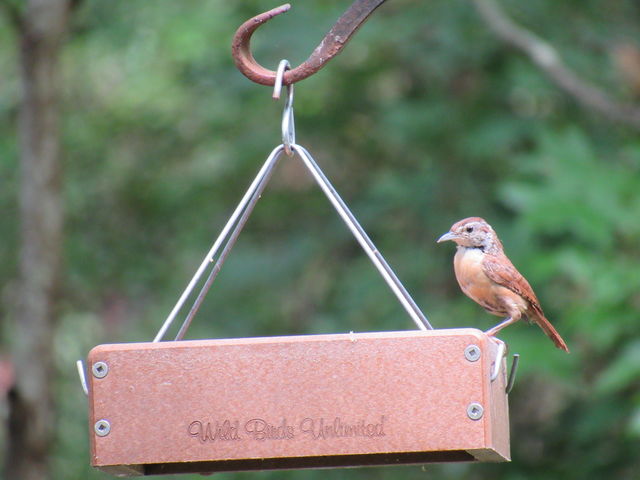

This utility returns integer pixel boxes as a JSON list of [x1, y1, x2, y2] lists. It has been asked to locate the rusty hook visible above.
[[231, 1, 389, 88]]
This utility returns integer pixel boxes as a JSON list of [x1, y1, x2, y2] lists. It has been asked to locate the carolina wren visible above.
[[438, 217, 569, 352]]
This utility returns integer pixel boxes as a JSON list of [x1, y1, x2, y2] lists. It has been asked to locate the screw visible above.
[[467, 402, 484, 420], [92, 361, 108, 379], [94, 419, 111, 437], [464, 344, 481, 362]]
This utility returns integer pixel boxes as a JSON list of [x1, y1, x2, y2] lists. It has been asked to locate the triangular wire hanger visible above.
[[153, 60, 432, 342]]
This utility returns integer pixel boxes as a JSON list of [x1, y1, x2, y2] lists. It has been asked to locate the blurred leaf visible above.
[[595, 341, 640, 395]]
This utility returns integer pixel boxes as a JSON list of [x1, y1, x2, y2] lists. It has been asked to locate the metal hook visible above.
[[506, 353, 520, 394], [274, 60, 296, 154], [76, 360, 89, 396], [488, 340, 520, 393], [232, 1, 389, 87], [490, 341, 506, 381]]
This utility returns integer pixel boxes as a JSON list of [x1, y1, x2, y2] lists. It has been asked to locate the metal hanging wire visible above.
[[152, 145, 285, 342], [153, 59, 432, 342]]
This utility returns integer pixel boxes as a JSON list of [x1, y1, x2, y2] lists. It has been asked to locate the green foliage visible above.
[[1, 0, 640, 478], [495, 127, 640, 478]]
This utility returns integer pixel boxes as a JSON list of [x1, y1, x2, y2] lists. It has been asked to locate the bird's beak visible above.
[[437, 231, 457, 243]]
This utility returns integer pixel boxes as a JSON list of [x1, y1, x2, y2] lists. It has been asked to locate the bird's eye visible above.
[[465, 226, 474, 233]]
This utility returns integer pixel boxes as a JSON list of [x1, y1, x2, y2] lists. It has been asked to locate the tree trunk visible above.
[[5, 1, 70, 479]]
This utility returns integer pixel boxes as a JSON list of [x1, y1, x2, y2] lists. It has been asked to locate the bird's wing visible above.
[[482, 252, 543, 315], [483, 252, 569, 353]]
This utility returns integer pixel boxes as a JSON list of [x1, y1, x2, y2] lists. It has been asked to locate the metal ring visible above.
[[273, 59, 291, 100]]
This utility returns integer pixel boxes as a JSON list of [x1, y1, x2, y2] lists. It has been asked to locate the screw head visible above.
[[92, 361, 108, 379], [94, 419, 111, 437], [464, 344, 481, 362], [467, 402, 484, 420]]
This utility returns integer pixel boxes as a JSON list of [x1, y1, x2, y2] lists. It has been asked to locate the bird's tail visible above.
[[535, 315, 570, 353]]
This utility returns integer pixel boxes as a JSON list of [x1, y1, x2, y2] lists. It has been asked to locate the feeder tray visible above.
[[88, 329, 509, 476]]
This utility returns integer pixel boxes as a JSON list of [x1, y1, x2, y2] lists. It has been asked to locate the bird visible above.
[[437, 217, 569, 352]]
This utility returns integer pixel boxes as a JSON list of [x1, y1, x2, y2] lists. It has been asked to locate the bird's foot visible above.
[[485, 316, 518, 337], [485, 326, 500, 336]]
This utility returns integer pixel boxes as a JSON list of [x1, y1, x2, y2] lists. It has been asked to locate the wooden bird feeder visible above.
[[82, 3, 517, 474], [80, 111, 516, 476], [87, 329, 510, 476]]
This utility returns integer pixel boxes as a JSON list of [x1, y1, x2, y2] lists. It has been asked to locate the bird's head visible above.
[[437, 217, 502, 252]]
